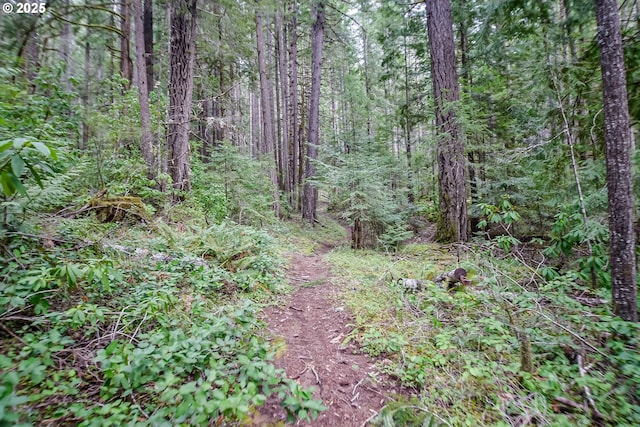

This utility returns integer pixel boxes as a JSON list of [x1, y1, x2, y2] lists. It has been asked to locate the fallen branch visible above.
[[577, 354, 605, 422]]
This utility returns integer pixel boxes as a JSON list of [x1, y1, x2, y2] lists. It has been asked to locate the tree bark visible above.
[[276, 9, 290, 195], [425, 0, 469, 243], [144, 0, 154, 93], [81, 41, 90, 151], [302, 0, 325, 224], [256, 2, 281, 216], [595, 0, 638, 322], [255, 5, 275, 156], [403, 31, 414, 204], [134, 0, 156, 179], [120, 0, 133, 89], [61, 0, 73, 92], [289, 0, 300, 206], [167, 0, 198, 199]]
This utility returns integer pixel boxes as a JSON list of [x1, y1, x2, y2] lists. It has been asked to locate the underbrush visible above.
[[0, 216, 324, 426], [327, 242, 640, 426], [273, 202, 349, 255]]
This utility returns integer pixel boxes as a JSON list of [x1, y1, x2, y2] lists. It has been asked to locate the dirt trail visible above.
[[256, 245, 402, 427]]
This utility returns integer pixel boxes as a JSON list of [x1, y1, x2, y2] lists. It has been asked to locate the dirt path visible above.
[[256, 245, 402, 426]]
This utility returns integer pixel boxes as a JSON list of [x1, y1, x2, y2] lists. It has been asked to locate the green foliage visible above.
[[372, 395, 445, 427], [91, 302, 324, 425], [194, 143, 277, 226], [544, 208, 610, 286], [378, 222, 414, 253], [179, 222, 286, 292], [0, 65, 78, 142], [0, 137, 57, 199], [476, 195, 522, 252], [316, 148, 411, 249], [327, 239, 640, 426], [477, 196, 521, 231], [0, 217, 323, 425]]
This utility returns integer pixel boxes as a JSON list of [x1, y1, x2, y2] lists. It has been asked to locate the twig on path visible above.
[[339, 396, 355, 408], [310, 365, 321, 385], [353, 377, 366, 395], [292, 366, 309, 380], [360, 409, 378, 427], [351, 392, 360, 402], [289, 305, 304, 312]]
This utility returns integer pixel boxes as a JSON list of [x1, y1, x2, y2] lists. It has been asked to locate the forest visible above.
[[1, 0, 639, 425]]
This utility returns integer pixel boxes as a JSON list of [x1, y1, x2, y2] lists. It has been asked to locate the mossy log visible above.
[[89, 196, 148, 223]]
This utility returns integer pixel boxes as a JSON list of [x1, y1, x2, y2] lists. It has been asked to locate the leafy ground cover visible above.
[[0, 215, 324, 426], [1, 205, 639, 427], [326, 239, 640, 426]]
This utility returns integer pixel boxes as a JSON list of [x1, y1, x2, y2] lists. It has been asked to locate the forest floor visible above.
[[254, 241, 406, 426]]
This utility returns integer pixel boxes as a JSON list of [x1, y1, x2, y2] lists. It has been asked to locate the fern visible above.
[[21, 158, 90, 212]]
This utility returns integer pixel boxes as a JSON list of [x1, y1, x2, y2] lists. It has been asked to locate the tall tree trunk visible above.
[[134, 0, 156, 179], [426, 0, 468, 242], [302, 0, 325, 224], [81, 42, 90, 150], [120, 0, 133, 89], [403, 31, 414, 204], [289, 0, 300, 206], [362, 28, 373, 139], [256, 2, 281, 216], [256, 6, 275, 155], [595, 0, 638, 322], [276, 9, 290, 195], [144, 0, 154, 93], [167, 0, 198, 199], [250, 89, 261, 156], [61, 0, 73, 91], [22, 30, 41, 87], [459, 9, 478, 206]]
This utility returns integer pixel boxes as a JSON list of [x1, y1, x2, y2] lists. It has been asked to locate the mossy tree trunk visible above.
[[425, 0, 469, 243]]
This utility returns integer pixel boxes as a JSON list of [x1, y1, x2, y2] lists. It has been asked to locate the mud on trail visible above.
[[256, 245, 404, 427]]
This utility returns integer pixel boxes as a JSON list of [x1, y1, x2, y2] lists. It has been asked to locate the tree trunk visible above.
[[61, 0, 73, 91], [425, 0, 469, 243], [276, 10, 290, 195], [22, 30, 41, 86], [134, 0, 156, 179], [120, 0, 133, 89], [250, 89, 261, 156], [81, 41, 90, 150], [302, 0, 325, 224], [595, 0, 638, 322], [256, 6, 275, 156], [403, 31, 414, 204], [144, 0, 154, 93], [289, 0, 300, 207], [459, 9, 478, 206], [256, 2, 281, 216], [167, 0, 198, 199]]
